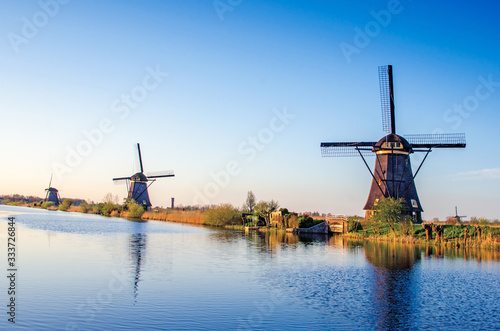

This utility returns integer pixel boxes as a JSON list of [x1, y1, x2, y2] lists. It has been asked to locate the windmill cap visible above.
[[131, 172, 148, 181], [373, 134, 413, 153]]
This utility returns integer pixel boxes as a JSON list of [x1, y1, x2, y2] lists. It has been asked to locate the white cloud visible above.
[[454, 168, 500, 180]]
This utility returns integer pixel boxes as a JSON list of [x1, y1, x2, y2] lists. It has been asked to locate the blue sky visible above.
[[1, 0, 499, 220]]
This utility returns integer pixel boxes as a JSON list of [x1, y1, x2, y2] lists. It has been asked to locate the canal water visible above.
[[1, 205, 500, 330]]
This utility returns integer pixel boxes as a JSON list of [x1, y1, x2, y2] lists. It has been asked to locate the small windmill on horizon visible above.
[[113, 143, 174, 209], [321, 65, 466, 222], [453, 206, 467, 223], [44, 174, 61, 206]]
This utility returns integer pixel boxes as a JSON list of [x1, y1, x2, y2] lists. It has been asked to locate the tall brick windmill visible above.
[[321, 65, 466, 222], [113, 143, 174, 208]]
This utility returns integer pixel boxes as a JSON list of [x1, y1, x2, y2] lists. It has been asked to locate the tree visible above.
[[253, 200, 280, 226], [242, 191, 256, 213], [371, 197, 406, 235], [103, 193, 119, 204]]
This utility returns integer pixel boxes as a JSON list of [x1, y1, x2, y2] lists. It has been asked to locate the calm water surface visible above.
[[1, 205, 500, 330]]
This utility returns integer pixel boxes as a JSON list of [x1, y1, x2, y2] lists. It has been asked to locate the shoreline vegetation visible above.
[[2, 193, 499, 251]]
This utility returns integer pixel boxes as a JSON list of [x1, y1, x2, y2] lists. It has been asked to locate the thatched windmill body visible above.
[[321, 65, 466, 222]]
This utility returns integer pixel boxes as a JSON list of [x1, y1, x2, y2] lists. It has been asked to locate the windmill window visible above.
[[411, 199, 418, 208], [382, 142, 403, 149]]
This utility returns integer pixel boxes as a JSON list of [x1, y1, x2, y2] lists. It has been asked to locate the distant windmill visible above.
[[44, 174, 61, 206], [454, 206, 467, 223], [113, 143, 174, 208], [321, 65, 466, 222]]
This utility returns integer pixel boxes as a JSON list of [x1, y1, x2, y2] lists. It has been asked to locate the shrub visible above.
[[204, 204, 241, 227], [110, 210, 121, 217], [287, 214, 299, 228], [370, 218, 383, 235], [399, 216, 414, 236], [80, 202, 89, 213], [41, 201, 55, 209], [99, 202, 122, 217], [445, 217, 458, 225], [58, 199, 73, 211], [478, 217, 490, 225], [127, 203, 145, 219], [299, 216, 323, 228], [348, 216, 363, 232]]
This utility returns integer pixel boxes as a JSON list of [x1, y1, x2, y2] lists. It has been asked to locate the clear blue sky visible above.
[[1, 0, 499, 220]]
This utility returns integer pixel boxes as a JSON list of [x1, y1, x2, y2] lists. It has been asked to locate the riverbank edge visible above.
[[3, 205, 500, 251]]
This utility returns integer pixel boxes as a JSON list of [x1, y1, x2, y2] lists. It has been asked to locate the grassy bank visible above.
[[345, 222, 500, 250]]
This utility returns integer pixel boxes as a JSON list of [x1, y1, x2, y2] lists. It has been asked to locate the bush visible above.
[[58, 199, 73, 211], [287, 214, 299, 228], [369, 218, 383, 235], [99, 202, 122, 217], [479, 217, 490, 225], [298, 216, 323, 228], [445, 217, 458, 225], [80, 202, 89, 213], [204, 204, 241, 227], [127, 203, 145, 219], [41, 201, 55, 209], [399, 216, 414, 236]]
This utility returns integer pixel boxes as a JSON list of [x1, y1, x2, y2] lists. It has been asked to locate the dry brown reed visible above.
[[142, 210, 204, 225]]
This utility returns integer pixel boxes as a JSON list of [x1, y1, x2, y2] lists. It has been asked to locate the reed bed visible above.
[[142, 210, 204, 225]]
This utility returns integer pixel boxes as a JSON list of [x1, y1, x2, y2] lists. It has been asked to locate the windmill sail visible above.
[[321, 142, 376, 157], [146, 170, 175, 179], [404, 133, 466, 148], [379, 65, 395, 134], [113, 176, 132, 182], [137, 143, 144, 173]]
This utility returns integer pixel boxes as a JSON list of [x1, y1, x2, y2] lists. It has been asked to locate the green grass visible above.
[[345, 222, 500, 250], [349, 223, 500, 239]]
